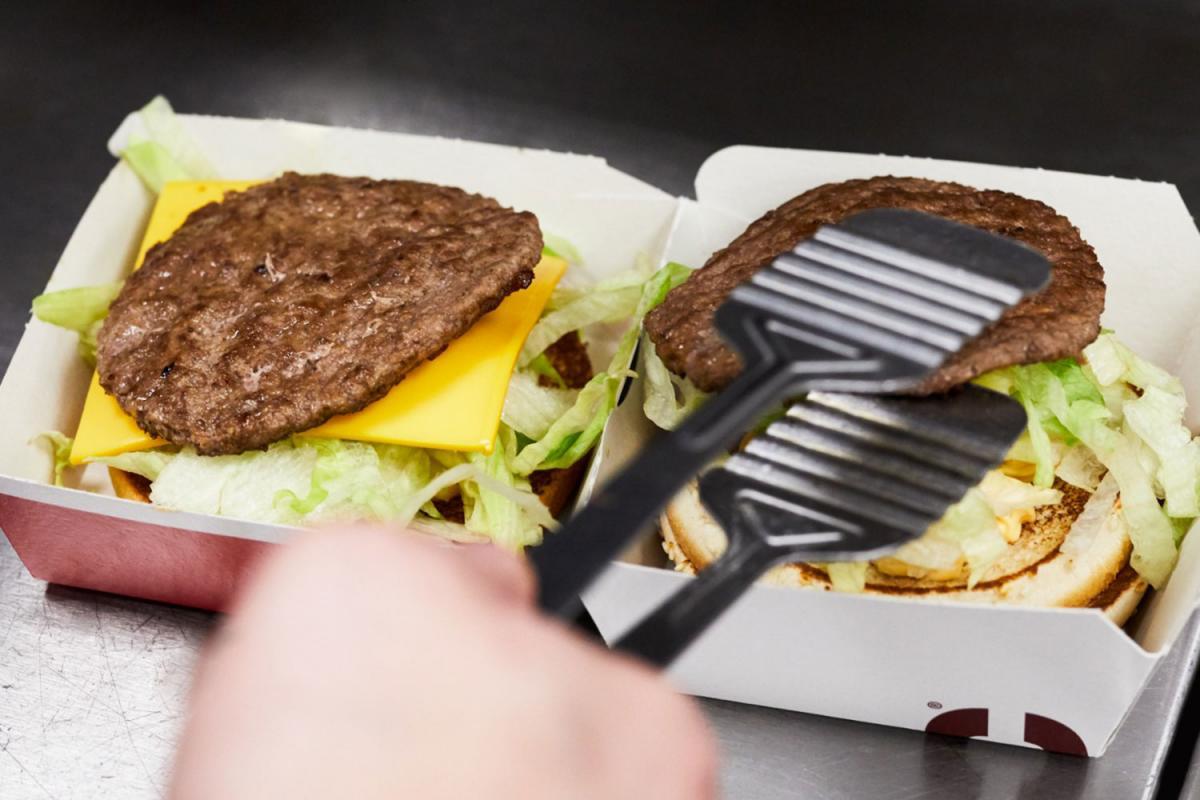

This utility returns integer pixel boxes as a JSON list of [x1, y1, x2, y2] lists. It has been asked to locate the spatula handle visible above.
[[530, 363, 792, 616], [611, 540, 781, 667]]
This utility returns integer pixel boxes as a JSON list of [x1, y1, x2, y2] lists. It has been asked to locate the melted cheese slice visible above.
[[69, 180, 564, 464]]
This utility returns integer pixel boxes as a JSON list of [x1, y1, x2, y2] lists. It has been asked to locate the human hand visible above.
[[169, 526, 717, 799]]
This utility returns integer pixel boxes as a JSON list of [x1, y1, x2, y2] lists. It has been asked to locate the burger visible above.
[[639, 176, 1200, 624], [33, 99, 684, 549]]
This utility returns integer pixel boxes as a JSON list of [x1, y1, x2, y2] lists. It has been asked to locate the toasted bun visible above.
[[109, 332, 595, 523], [110, 467, 152, 503], [661, 477, 1147, 626]]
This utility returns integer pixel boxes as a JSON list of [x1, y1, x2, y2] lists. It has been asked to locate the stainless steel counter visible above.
[[2, 532, 1197, 799]]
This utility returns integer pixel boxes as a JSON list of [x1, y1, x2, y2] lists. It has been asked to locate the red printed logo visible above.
[[924, 708, 1087, 756]]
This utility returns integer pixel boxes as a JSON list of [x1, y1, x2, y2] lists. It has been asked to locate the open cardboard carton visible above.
[[0, 112, 678, 608], [3, 114, 1200, 756], [581, 147, 1200, 757]]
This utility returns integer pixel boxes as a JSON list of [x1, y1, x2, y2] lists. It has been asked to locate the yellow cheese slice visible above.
[[70, 180, 564, 464]]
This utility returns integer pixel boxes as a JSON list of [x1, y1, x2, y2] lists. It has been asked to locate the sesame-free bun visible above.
[[661, 477, 1146, 626]]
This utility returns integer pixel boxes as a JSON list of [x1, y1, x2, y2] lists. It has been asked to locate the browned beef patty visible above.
[[98, 173, 542, 455], [644, 176, 1106, 394]]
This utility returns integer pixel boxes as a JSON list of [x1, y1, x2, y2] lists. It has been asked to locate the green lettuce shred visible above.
[[501, 371, 577, 440], [31, 282, 123, 366], [826, 562, 868, 592], [37, 432, 75, 486], [641, 333, 708, 430], [541, 233, 583, 265], [121, 96, 217, 192], [925, 489, 1006, 587], [101, 434, 554, 549], [465, 426, 551, 549], [519, 277, 645, 367], [972, 333, 1199, 588], [527, 353, 567, 388], [510, 261, 692, 474], [94, 449, 173, 481]]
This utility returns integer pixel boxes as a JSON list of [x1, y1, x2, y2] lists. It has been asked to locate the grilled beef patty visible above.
[[644, 176, 1106, 394], [98, 173, 542, 455]]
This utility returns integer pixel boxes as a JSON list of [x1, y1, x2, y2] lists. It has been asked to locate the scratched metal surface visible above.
[[0, 538, 211, 799], [2, 529, 1198, 799]]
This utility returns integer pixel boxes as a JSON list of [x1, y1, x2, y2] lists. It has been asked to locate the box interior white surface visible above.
[[581, 146, 1200, 754], [0, 112, 679, 542]]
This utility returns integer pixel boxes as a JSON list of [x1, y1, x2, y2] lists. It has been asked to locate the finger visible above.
[[523, 620, 719, 800], [320, 527, 536, 606], [581, 654, 719, 800], [453, 542, 536, 606], [257, 526, 535, 611], [655, 687, 719, 800]]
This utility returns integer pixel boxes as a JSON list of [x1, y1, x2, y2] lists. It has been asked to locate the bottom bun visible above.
[[110, 467, 153, 503], [661, 477, 1147, 626]]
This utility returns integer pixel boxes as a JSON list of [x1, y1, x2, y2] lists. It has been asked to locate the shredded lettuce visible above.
[[502, 371, 577, 439], [93, 449, 173, 482], [31, 282, 123, 366], [527, 353, 568, 388], [999, 359, 1106, 486], [519, 278, 644, 366], [1123, 387, 1200, 517], [511, 261, 692, 474], [101, 433, 554, 549], [133, 439, 440, 527], [121, 96, 217, 192], [36, 432, 75, 486], [835, 466, 1065, 589], [1084, 333, 1183, 395], [274, 437, 408, 519], [1055, 444, 1106, 492], [924, 489, 1008, 587], [883, 537, 964, 578], [641, 334, 708, 430], [145, 441, 314, 524], [541, 233, 583, 265], [978, 471, 1062, 518], [972, 333, 1199, 588], [121, 142, 198, 193], [826, 562, 868, 592], [510, 371, 622, 474], [465, 426, 553, 549]]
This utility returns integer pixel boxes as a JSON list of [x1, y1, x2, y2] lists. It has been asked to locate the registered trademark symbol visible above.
[[927, 701, 943, 709]]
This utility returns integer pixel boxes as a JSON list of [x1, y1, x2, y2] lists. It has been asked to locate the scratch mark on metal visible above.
[[95, 602, 159, 793], [1, 744, 59, 799]]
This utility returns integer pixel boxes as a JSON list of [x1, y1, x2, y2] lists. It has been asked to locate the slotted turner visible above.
[[613, 386, 1027, 666], [530, 208, 1050, 616]]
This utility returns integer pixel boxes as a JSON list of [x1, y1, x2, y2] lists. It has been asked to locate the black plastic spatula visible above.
[[613, 385, 1027, 666], [530, 208, 1049, 619]]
